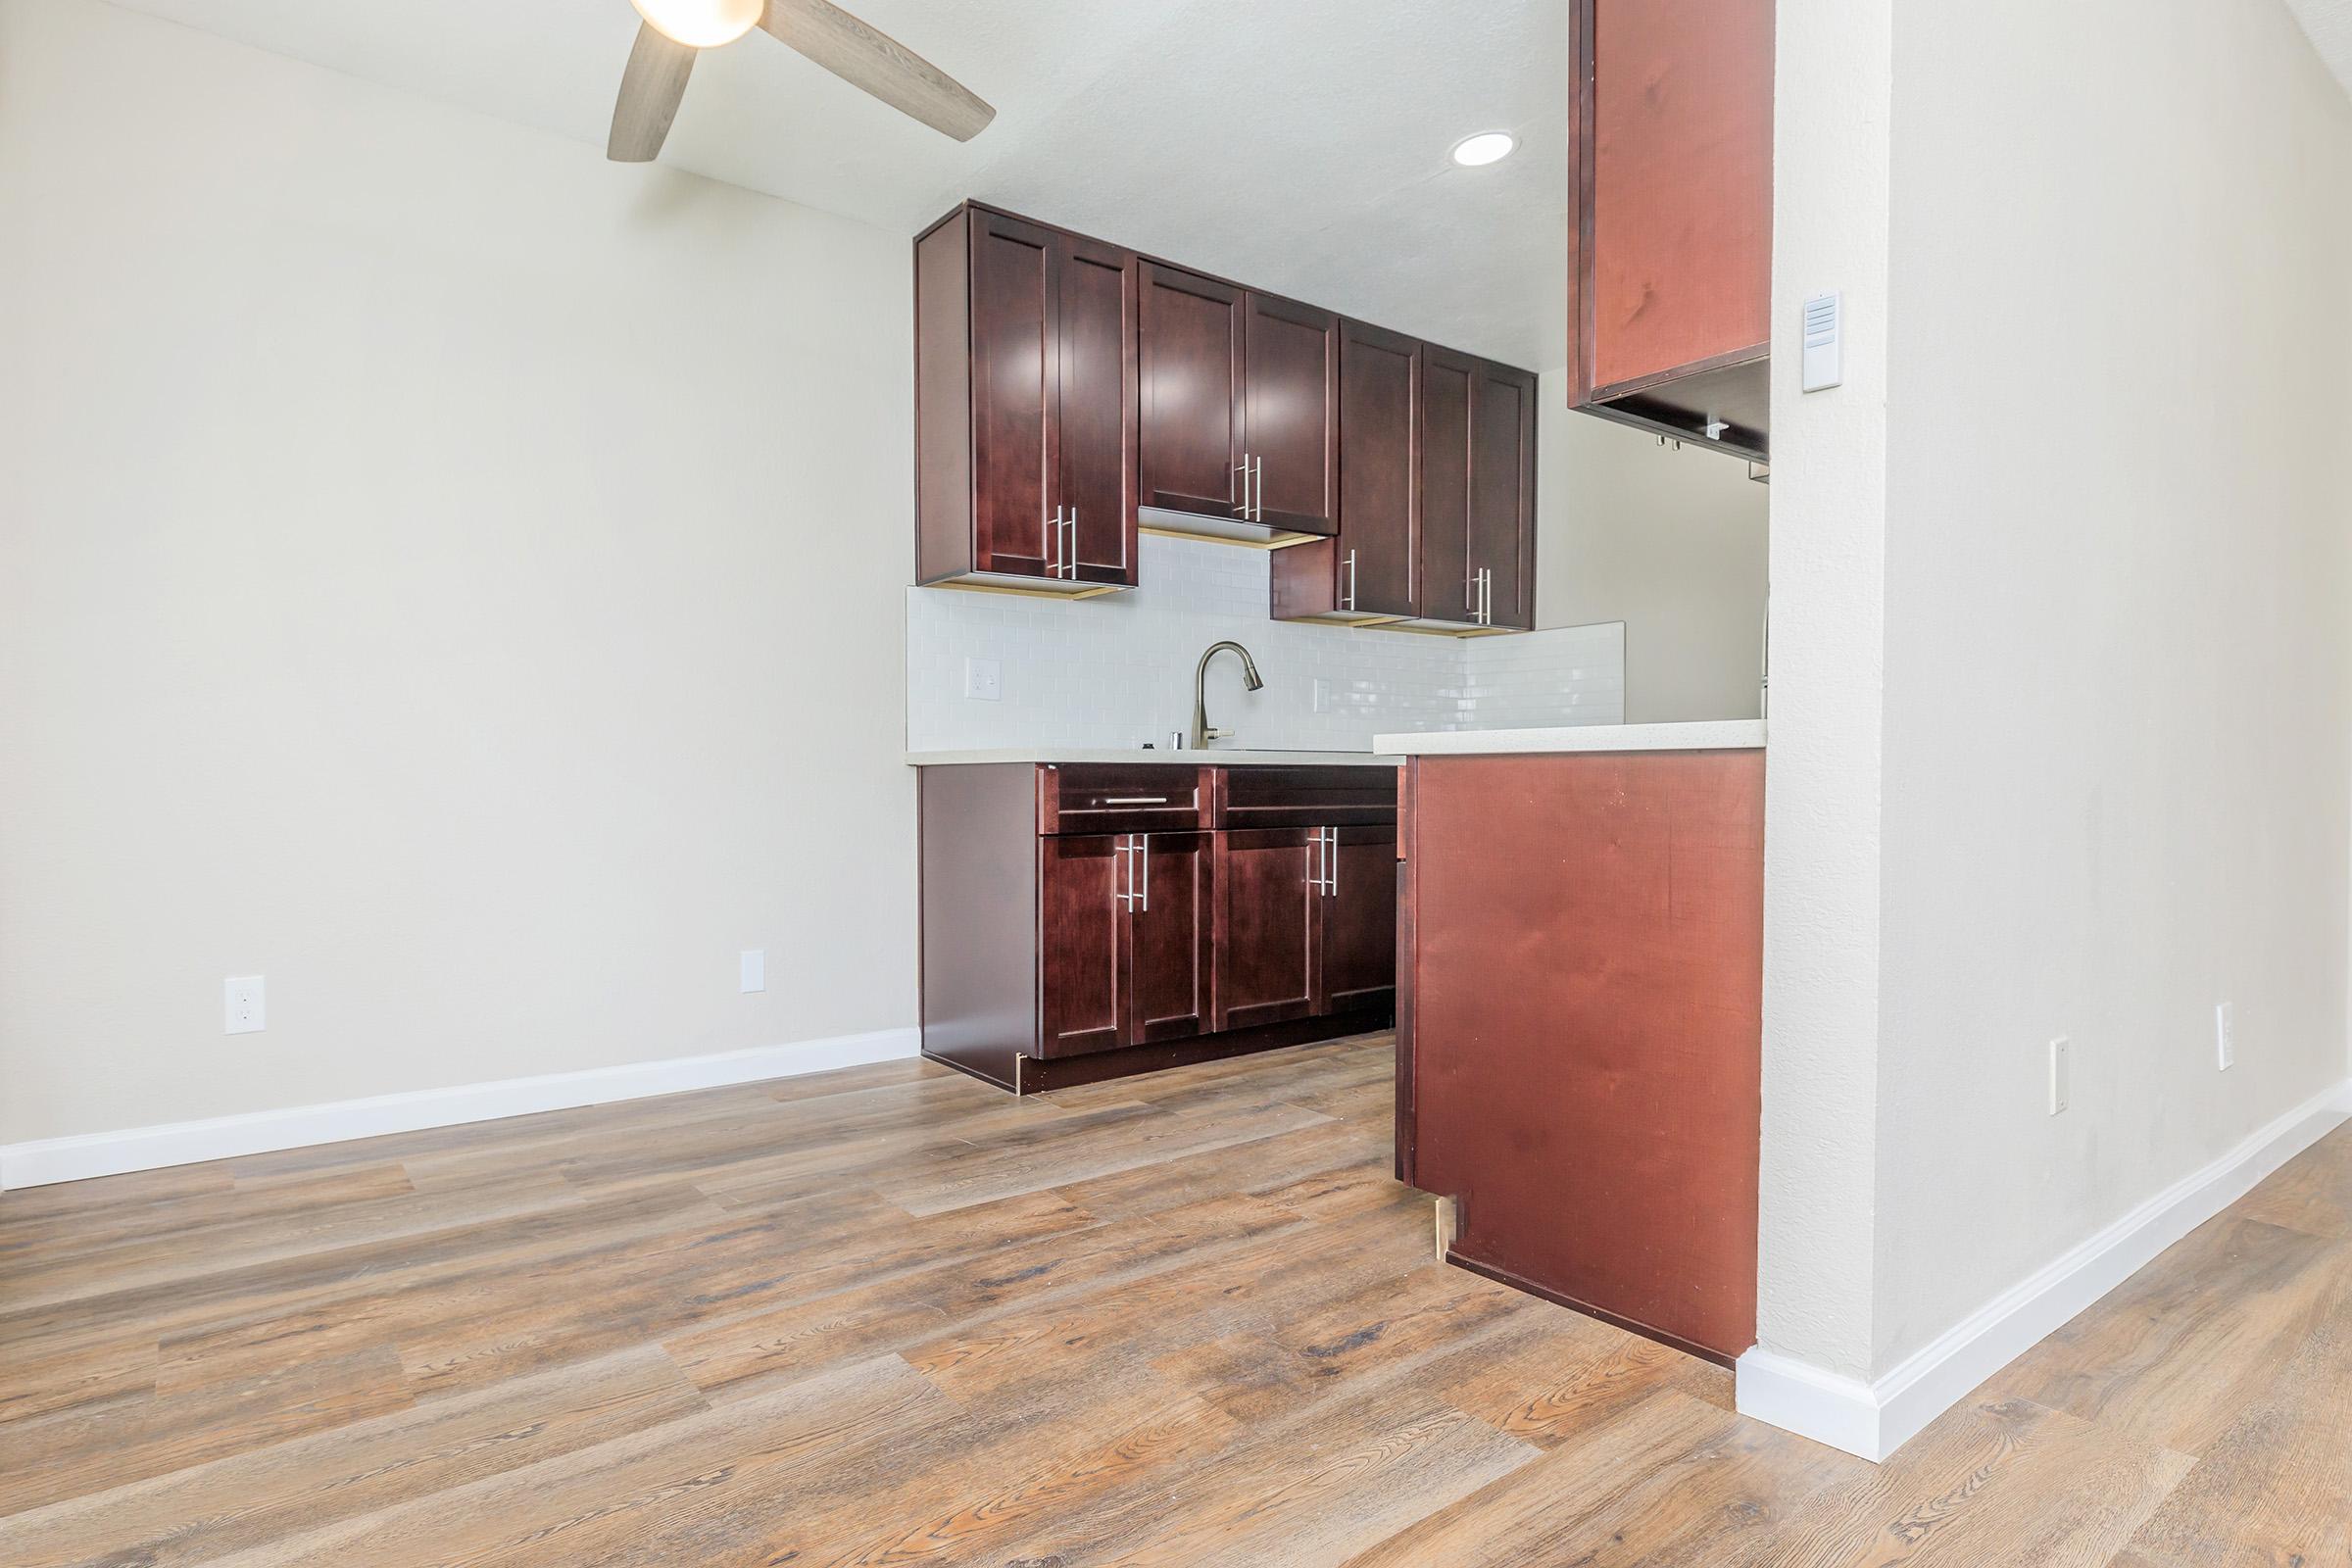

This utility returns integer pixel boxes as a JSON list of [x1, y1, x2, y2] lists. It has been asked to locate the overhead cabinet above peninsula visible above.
[[913, 201, 1536, 632], [1566, 0, 1774, 459]]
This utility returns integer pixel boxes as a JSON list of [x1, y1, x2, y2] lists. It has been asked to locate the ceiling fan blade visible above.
[[757, 0, 995, 142], [609, 22, 697, 163]]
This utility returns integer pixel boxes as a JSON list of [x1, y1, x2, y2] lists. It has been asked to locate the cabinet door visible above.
[[1583, 0, 1774, 394], [1213, 829, 1318, 1031], [968, 211, 1055, 579], [1468, 361, 1537, 631], [1337, 320, 1419, 616], [1317, 826, 1398, 1015], [1038, 834, 1125, 1057], [1054, 233, 1139, 585], [1244, 293, 1339, 536], [1128, 832, 1213, 1045], [1139, 263, 1245, 519], [1419, 347, 1477, 623]]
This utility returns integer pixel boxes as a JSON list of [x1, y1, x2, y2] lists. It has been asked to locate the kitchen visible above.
[[13, 0, 2352, 1554], [906, 0, 1772, 1365]]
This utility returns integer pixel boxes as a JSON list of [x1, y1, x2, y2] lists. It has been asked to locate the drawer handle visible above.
[[1101, 796, 1171, 806]]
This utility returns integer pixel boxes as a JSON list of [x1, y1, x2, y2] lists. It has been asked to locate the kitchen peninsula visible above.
[[1381, 720, 1766, 1363]]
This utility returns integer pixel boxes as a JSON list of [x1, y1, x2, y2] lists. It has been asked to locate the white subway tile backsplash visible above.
[[906, 534, 1622, 752]]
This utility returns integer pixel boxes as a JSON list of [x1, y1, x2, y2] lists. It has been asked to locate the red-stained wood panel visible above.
[[1582, 0, 1774, 395], [1403, 751, 1763, 1363]]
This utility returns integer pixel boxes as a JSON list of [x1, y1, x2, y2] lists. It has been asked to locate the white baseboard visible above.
[[0, 1026, 922, 1191], [1738, 1074, 2352, 1462]]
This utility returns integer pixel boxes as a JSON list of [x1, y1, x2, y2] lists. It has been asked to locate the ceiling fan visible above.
[[609, 0, 995, 163]]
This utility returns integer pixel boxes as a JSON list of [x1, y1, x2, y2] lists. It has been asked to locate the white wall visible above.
[[0, 0, 919, 1147], [1873, 0, 2352, 1366], [907, 534, 1625, 754], [1536, 380, 1770, 723], [1753, 0, 2352, 1445]]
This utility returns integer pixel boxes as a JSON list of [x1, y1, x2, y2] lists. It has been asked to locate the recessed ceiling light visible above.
[[1449, 131, 1517, 168]]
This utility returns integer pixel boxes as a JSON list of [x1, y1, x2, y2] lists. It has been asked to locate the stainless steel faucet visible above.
[[1189, 641, 1264, 750]]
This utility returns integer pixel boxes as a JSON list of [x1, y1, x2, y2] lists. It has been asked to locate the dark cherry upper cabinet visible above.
[[1138, 263, 1246, 524], [1273, 318, 1418, 626], [1241, 293, 1338, 537], [1140, 265, 1337, 546], [1468, 360, 1537, 632], [1568, 0, 1774, 459], [1406, 349, 1536, 633], [915, 204, 1139, 597]]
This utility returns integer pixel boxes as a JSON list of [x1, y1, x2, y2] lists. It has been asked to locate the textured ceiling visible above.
[[105, 0, 1569, 368], [2284, 0, 2352, 96]]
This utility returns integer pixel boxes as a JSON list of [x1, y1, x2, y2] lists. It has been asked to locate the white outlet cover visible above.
[[2048, 1036, 2070, 1115], [224, 975, 266, 1035], [963, 657, 1001, 702], [740, 950, 766, 994], [2216, 1002, 2234, 1070]]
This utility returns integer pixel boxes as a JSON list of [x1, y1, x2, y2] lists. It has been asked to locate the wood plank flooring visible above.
[[1, 1033, 2345, 1565]]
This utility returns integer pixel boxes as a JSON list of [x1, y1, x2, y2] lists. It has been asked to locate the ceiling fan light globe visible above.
[[629, 0, 761, 49]]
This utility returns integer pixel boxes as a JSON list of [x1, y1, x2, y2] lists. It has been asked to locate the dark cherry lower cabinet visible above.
[[922, 762, 1396, 1093]]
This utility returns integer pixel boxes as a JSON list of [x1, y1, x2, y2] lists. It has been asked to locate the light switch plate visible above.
[[963, 658, 1001, 703], [2048, 1036, 2070, 1115], [740, 950, 765, 994], [2216, 1002, 2234, 1070]]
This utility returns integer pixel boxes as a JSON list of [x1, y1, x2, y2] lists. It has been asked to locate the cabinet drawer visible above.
[[1214, 765, 1398, 830], [1038, 763, 1207, 836]]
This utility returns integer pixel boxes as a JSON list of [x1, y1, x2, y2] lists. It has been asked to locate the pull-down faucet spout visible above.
[[1189, 641, 1264, 750]]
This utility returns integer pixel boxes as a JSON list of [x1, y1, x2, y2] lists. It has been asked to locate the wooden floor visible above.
[[0, 1035, 2345, 1565]]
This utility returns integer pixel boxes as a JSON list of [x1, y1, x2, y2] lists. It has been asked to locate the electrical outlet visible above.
[[2048, 1036, 2070, 1115], [2216, 1002, 2234, 1070], [962, 658, 1001, 703], [224, 975, 266, 1035], [740, 950, 765, 994]]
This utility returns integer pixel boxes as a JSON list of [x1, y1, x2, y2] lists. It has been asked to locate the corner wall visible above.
[[0, 0, 920, 1151], [1873, 0, 2352, 1365], [1748, 0, 2352, 1459]]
